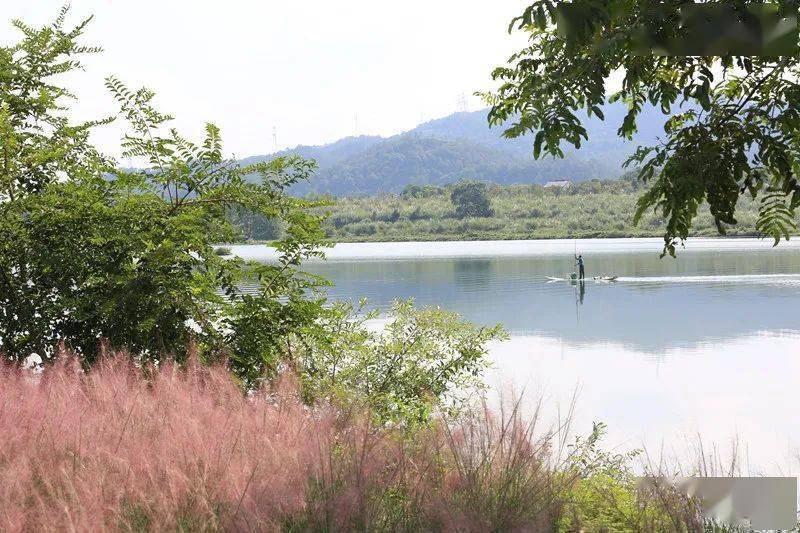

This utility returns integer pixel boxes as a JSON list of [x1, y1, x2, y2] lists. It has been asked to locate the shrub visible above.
[[401, 184, 443, 199], [350, 222, 378, 236], [331, 213, 362, 228], [408, 206, 428, 221], [301, 300, 507, 425]]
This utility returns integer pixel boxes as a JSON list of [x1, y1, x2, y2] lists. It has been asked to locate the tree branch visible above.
[[716, 58, 791, 124]]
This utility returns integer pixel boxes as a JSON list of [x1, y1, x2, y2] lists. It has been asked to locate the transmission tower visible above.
[[272, 126, 277, 151]]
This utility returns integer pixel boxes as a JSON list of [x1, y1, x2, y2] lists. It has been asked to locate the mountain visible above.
[[239, 135, 383, 170], [242, 102, 670, 196], [293, 135, 610, 196], [409, 104, 667, 168]]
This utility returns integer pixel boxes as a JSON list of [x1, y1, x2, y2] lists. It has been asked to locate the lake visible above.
[[230, 238, 800, 473]]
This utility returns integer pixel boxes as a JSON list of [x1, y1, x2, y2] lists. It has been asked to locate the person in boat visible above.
[[575, 254, 585, 280]]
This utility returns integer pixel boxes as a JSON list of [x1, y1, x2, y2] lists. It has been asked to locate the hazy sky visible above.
[[2, 1, 528, 159]]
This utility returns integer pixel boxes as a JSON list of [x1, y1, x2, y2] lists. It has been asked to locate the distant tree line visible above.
[[310, 175, 777, 243]]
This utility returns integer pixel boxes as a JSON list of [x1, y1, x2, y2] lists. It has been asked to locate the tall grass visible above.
[[0, 348, 709, 532]]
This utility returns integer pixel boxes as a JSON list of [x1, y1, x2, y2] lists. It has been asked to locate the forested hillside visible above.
[[290, 135, 610, 196], [240, 103, 669, 196]]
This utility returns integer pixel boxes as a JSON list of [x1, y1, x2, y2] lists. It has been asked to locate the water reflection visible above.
[[486, 332, 800, 474], [233, 239, 800, 470], [453, 259, 493, 288], [299, 248, 800, 352]]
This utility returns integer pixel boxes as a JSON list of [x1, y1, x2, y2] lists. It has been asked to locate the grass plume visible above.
[[0, 348, 722, 531]]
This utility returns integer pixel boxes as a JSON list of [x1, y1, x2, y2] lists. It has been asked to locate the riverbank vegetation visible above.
[[315, 177, 769, 243]]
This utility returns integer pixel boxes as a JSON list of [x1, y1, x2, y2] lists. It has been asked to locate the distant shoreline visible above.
[[225, 232, 780, 246], [234, 179, 790, 244], [222, 236, 800, 263]]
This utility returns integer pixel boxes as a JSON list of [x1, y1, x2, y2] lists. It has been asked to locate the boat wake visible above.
[[545, 273, 800, 285], [615, 273, 800, 285]]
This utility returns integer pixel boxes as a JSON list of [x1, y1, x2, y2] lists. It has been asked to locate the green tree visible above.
[[0, 7, 110, 202], [1, 8, 111, 359], [0, 12, 329, 388], [484, 0, 800, 255], [451, 180, 494, 218]]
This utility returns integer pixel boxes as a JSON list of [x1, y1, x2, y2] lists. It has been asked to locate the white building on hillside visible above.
[[543, 180, 572, 189]]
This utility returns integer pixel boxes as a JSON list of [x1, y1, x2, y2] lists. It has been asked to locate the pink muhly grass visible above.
[[0, 350, 330, 531], [0, 348, 624, 532]]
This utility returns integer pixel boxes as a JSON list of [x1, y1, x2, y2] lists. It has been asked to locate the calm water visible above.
[[231, 238, 800, 472]]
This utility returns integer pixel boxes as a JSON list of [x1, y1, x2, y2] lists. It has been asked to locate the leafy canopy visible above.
[[0, 6, 109, 201], [451, 179, 495, 218], [484, 0, 800, 255]]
